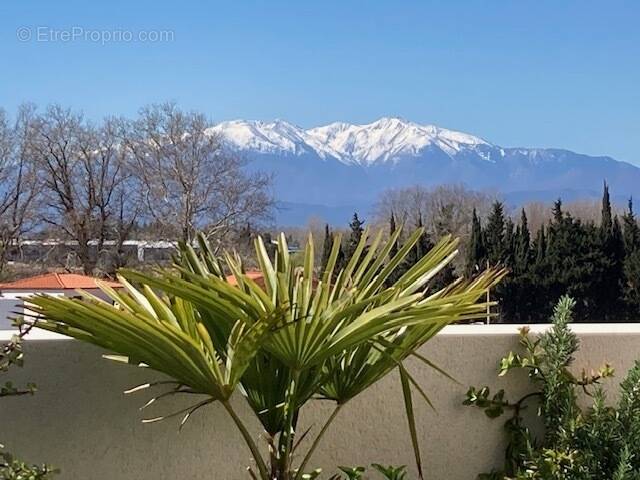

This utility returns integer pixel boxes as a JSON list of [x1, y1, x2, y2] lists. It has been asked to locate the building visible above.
[[0, 273, 122, 329]]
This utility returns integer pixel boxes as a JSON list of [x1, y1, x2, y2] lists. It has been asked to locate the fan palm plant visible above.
[[27, 227, 504, 480]]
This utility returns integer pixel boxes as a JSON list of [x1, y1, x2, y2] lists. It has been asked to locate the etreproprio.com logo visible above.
[[16, 26, 175, 44]]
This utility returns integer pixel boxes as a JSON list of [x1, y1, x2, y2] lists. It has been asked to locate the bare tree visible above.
[[375, 184, 497, 237], [0, 105, 40, 275], [30, 106, 139, 275], [374, 184, 497, 271], [522, 199, 625, 232], [124, 103, 273, 245]]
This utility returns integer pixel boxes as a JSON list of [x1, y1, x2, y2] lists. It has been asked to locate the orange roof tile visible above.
[[226, 271, 264, 286], [0, 273, 122, 290]]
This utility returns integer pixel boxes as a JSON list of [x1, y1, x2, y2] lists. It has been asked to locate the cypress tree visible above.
[[389, 212, 399, 259], [320, 224, 332, 273], [515, 209, 531, 274], [414, 213, 434, 262], [534, 226, 546, 267], [608, 216, 626, 316], [613, 216, 625, 259], [601, 181, 613, 237], [622, 199, 640, 315], [624, 249, 640, 314], [497, 214, 523, 323], [597, 183, 625, 320], [503, 217, 516, 268], [466, 208, 485, 276], [544, 200, 593, 319], [485, 201, 506, 266], [527, 225, 550, 322], [622, 198, 640, 254]]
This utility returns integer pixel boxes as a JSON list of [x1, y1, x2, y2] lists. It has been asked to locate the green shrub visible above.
[[0, 451, 57, 480], [465, 295, 640, 479], [329, 464, 407, 480]]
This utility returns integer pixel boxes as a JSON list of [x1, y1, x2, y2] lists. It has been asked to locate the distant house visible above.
[[0, 273, 122, 330]]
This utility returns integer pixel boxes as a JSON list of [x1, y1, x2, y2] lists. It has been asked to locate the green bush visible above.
[[0, 451, 57, 480], [465, 295, 640, 479], [329, 464, 408, 480]]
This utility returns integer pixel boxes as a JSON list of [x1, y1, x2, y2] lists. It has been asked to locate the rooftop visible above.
[[0, 273, 122, 291], [225, 271, 264, 286]]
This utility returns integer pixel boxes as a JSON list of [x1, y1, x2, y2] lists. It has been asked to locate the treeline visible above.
[[467, 184, 640, 322], [324, 183, 640, 323], [0, 103, 273, 276], [320, 211, 456, 292]]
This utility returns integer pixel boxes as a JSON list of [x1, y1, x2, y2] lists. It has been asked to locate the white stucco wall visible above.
[[0, 289, 108, 329], [1, 325, 639, 480]]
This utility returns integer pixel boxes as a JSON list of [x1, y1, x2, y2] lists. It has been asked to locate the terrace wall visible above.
[[1, 325, 638, 480]]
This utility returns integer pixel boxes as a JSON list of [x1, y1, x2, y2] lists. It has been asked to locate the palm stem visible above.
[[280, 370, 301, 479], [294, 403, 344, 480], [222, 400, 270, 480]]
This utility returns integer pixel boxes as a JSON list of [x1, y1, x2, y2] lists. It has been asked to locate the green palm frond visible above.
[[27, 228, 504, 480]]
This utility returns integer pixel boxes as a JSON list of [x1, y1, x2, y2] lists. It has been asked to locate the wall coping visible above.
[[3, 323, 640, 342]]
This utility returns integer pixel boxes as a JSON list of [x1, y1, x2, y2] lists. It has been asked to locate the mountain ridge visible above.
[[208, 117, 495, 165], [207, 117, 640, 225]]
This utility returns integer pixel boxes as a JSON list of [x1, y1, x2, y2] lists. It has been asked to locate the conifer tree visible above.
[[601, 181, 613, 238], [515, 209, 531, 274], [345, 212, 365, 258], [622, 199, 640, 314], [485, 201, 506, 266], [503, 217, 515, 267], [534, 225, 546, 268], [552, 199, 563, 224], [622, 198, 640, 254], [466, 208, 485, 276], [413, 213, 433, 262], [543, 200, 598, 320], [320, 224, 332, 274], [339, 212, 365, 271], [624, 248, 640, 314], [426, 212, 456, 290], [597, 183, 625, 320], [523, 224, 550, 322], [389, 212, 399, 259]]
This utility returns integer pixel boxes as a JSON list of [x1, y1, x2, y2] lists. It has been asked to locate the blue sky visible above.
[[1, 1, 639, 163]]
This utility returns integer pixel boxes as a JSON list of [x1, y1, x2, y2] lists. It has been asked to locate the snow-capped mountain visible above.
[[209, 117, 493, 165], [209, 117, 640, 225]]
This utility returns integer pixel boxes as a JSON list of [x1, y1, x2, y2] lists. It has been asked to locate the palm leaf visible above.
[[27, 227, 504, 480]]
